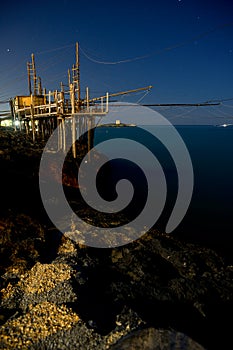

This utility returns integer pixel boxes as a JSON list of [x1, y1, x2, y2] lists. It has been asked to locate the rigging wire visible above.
[[164, 107, 198, 120], [0, 56, 27, 77], [37, 46, 74, 73], [79, 21, 233, 65], [96, 89, 151, 126], [1, 21, 233, 99], [217, 106, 233, 118], [207, 105, 225, 119], [221, 103, 233, 109], [205, 97, 233, 103], [0, 46, 73, 93], [35, 43, 74, 56], [136, 90, 151, 104]]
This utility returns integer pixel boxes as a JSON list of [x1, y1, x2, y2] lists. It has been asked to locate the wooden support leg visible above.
[[62, 118, 66, 153], [31, 117, 35, 143], [72, 116, 76, 158]]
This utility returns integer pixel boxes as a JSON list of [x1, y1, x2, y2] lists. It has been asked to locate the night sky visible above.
[[1, 0, 233, 124]]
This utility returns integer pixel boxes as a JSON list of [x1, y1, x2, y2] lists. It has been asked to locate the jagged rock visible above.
[[1, 262, 77, 311], [1, 227, 233, 349], [0, 213, 45, 289]]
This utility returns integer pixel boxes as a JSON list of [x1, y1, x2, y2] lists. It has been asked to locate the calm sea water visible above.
[[94, 125, 233, 260]]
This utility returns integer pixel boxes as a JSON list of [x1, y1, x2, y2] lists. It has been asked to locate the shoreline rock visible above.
[[1, 126, 233, 349], [1, 231, 233, 349]]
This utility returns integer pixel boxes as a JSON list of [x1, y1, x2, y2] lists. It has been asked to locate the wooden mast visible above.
[[72, 42, 81, 111], [76, 42, 81, 109], [31, 54, 37, 95], [27, 62, 32, 95]]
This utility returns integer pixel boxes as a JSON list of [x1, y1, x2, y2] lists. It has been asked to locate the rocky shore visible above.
[[1, 127, 233, 349]]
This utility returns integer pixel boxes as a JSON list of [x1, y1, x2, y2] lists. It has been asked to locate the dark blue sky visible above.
[[1, 0, 233, 124]]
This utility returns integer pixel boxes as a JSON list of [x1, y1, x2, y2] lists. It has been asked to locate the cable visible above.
[[79, 21, 233, 65], [79, 45, 150, 65], [136, 90, 151, 104], [208, 105, 225, 119], [167, 107, 198, 120], [205, 97, 233, 103], [35, 43, 74, 56], [221, 103, 233, 109], [218, 107, 233, 118]]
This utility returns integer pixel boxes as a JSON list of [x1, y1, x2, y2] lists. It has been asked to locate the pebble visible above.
[[18, 262, 71, 294], [0, 302, 79, 349]]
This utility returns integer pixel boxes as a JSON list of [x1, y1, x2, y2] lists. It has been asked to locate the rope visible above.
[[208, 105, 225, 119], [79, 21, 233, 65], [221, 103, 233, 109], [167, 107, 198, 120], [79, 45, 150, 65], [35, 44, 74, 56], [136, 90, 151, 104]]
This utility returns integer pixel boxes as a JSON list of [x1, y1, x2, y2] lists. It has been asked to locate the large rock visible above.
[[111, 327, 206, 350]]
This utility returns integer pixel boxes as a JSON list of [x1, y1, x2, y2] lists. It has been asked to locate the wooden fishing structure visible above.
[[11, 42, 152, 158]]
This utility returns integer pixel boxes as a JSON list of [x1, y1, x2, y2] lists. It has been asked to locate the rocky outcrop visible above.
[[1, 126, 233, 349], [1, 231, 233, 349]]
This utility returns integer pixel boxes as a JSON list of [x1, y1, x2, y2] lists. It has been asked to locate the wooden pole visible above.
[[76, 42, 81, 109], [60, 82, 64, 92], [43, 88, 46, 104], [72, 64, 75, 86], [88, 86, 152, 103], [62, 118, 66, 153], [70, 83, 76, 158], [58, 118, 62, 151], [31, 54, 37, 95], [55, 90, 58, 114], [87, 117, 92, 161], [106, 92, 109, 113], [61, 92, 65, 114], [68, 69, 71, 86], [72, 116, 76, 158], [59, 83, 64, 115], [86, 87, 89, 112], [27, 62, 32, 95], [41, 120, 44, 141], [70, 84, 75, 113], [38, 77, 42, 95], [30, 94, 35, 142], [48, 90, 51, 116], [101, 97, 104, 113]]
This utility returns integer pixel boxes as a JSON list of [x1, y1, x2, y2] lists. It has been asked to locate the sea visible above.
[[94, 125, 233, 262]]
